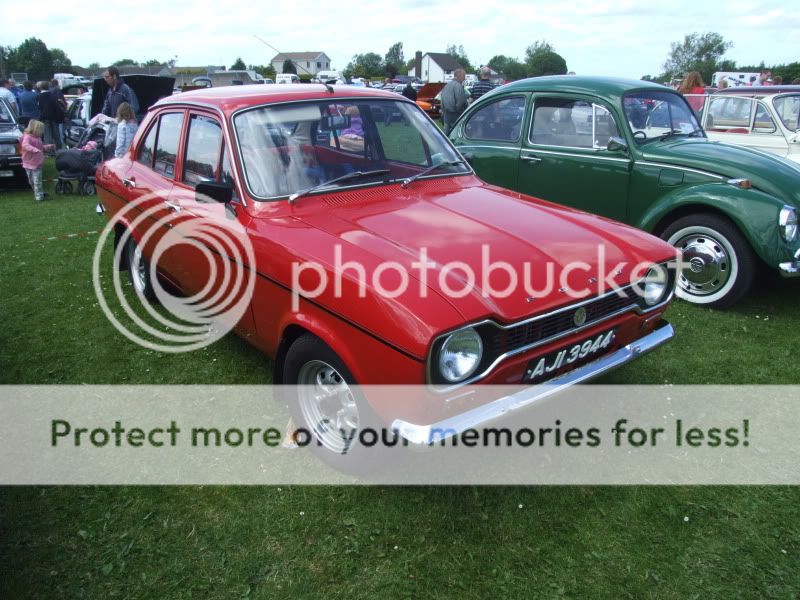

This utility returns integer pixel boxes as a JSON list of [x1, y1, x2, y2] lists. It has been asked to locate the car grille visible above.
[[488, 287, 638, 357]]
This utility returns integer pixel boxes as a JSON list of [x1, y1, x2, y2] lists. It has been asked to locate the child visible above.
[[21, 119, 55, 201], [115, 102, 138, 158]]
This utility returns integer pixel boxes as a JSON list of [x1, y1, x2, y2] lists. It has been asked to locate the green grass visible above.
[[2, 159, 800, 598]]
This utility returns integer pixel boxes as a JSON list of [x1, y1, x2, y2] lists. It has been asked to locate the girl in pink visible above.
[[21, 119, 55, 201]]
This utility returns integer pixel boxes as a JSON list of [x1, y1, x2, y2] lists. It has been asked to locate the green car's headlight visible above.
[[438, 328, 484, 383], [779, 206, 798, 242]]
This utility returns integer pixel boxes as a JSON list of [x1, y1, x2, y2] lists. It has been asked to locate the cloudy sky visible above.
[[10, 0, 799, 77]]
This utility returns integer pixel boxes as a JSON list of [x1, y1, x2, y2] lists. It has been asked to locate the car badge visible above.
[[573, 307, 587, 327]]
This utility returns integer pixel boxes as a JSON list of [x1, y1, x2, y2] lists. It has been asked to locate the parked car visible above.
[[451, 76, 800, 308], [64, 75, 175, 148], [95, 85, 676, 465], [416, 82, 445, 119], [0, 96, 25, 185], [697, 86, 800, 164]]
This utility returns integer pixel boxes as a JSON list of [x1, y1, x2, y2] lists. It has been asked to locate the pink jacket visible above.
[[21, 133, 45, 170]]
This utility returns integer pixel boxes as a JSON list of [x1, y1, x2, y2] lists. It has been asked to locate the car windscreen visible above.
[[233, 99, 468, 200], [623, 91, 703, 143], [0, 100, 15, 125]]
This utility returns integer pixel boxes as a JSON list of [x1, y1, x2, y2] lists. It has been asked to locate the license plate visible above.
[[524, 329, 616, 383], [0, 170, 13, 177]]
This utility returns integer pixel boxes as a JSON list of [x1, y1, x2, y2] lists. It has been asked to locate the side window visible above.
[[183, 115, 222, 186], [153, 112, 184, 179], [464, 96, 525, 142], [530, 98, 592, 148], [220, 148, 240, 202], [137, 122, 157, 167], [707, 97, 752, 128], [752, 102, 776, 132], [774, 97, 800, 130], [592, 104, 620, 148]]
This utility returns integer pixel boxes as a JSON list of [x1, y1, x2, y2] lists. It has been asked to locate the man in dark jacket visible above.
[[401, 83, 417, 101], [101, 67, 139, 117], [470, 67, 495, 102], [37, 82, 63, 149]]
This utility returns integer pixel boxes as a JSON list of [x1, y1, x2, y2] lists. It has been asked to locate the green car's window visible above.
[[774, 96, 800, 131], [529, 98, 618, 149], [752, 102, 776, 132], [464, 96, 525, 142]]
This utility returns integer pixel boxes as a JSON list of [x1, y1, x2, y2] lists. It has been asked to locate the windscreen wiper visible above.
[[288, 169, 390, 204], [401, 160, 465, 189]]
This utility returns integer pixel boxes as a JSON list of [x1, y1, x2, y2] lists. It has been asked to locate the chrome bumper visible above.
[[392, 322, 675, 445], [779, 248, 800, 277]]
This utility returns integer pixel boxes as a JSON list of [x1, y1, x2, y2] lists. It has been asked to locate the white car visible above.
[[692, 86, 800, 164]]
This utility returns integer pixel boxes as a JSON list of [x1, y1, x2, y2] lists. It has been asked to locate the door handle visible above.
[[164, 200, 182, 213], [521, 155, 542, 163], [123, 178, 136, 188]]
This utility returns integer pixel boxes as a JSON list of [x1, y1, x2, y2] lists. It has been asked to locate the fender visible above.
[[638, 182, 785, 265]]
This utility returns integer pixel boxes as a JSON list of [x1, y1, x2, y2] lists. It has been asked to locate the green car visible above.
[[450, 76, 800, 308]]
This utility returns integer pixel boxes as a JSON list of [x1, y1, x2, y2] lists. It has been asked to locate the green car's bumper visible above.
[[779, 248, 800, 277]]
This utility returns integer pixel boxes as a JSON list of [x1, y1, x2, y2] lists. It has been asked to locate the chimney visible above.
[[415, 51, 422, 80]]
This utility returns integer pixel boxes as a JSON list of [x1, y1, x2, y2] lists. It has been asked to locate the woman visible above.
[[678, 72, 705, 114], [114, 102, 138, 158]]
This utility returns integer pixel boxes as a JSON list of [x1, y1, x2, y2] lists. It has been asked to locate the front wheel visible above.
[[662, 214, 755, 309], [283, 334, 385, 473], [124, 234, 156, 301]]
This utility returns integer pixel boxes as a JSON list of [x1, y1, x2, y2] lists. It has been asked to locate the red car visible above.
[[96, 85, 676, 464]]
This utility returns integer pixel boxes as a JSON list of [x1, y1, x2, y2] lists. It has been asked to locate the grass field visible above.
[[1, 159, 799, 598]]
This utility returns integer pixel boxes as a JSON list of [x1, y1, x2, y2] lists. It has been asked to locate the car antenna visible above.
[[252, 34, 335, 94]]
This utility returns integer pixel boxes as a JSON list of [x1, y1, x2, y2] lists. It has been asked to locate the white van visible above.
[[315, 70, 345, 84], [276, 74, 300, 84]]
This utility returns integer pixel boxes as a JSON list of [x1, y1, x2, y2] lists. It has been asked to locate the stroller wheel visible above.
[[83, 181, 96, 196], [55, 180, 63, 194], [63, 181, 74, 195]]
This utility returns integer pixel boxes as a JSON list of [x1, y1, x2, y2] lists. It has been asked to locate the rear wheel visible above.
[[125, 234, 156, 301], [662, 213, 755, 308]]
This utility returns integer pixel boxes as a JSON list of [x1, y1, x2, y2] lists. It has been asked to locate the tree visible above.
[[487, 55, 512, 74], [143, 59, 162, 67], [345, 53, 384, 79], [524, 41, 567, 76], [504, 59, 528, 81], [49, 48, 72, 71], [250, 64, 277, 80], [662, 32, 732, 84], [88, 62, 101, 70], [281, 59, 297, 74], [384, 42, 404, 78], [446, 44, 474, 74], [230, 57, 246, 71], [12, 38, 53, 81], [112, 58, 139, 67]]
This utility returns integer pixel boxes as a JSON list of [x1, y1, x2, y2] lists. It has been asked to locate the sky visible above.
[[8, 0, 799, 78]]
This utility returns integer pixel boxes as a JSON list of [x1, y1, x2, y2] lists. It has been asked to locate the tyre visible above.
[[83, 181, 96, 196], [283, 334, 386, 473], [124, 234, 156, 301], [62, 181, 73, 195], [662, 213, 755, 308], [54, 180, 63, 194]]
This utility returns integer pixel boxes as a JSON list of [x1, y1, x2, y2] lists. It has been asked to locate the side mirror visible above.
[[196, 181, 233, 204], [607, 136, 629, 153]]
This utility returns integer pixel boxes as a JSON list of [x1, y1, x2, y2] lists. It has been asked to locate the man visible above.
[[37, 81, 62, 149], [0, 80, 16, 114], [401, 82, 417, 101], [101, 67, 139, 117], [441, 69, 467, 135], [470, 67, 494, 102], [17, 81, 40, 127]]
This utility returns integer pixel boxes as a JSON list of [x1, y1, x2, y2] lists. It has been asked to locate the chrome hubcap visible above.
[[297, 360, 358, 453], [674, 233, 732, 296], [130, 243, 147, 294]]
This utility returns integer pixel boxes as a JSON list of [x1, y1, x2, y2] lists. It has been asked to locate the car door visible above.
[[122, 110, 186, 285], [64, 97, 89, 147], [167, 111, 257, 337], [453, 94, 528, 188], [517, 95, 632, 222]]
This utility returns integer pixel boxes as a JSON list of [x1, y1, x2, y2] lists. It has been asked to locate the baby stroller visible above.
[[54, 120, 117, 196]]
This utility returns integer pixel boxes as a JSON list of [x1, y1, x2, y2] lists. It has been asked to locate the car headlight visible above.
[[779, 206, 798, 242], [0, 143, 15, 155], [438, 328, 483, 383], [641, 264, 670, 307]]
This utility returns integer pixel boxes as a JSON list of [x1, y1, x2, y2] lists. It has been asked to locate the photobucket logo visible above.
[[291, 244, 664, 311], [92, 192, 256, 353]]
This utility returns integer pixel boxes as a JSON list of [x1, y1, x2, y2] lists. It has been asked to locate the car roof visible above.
[[491, 75, 673, 100], [713, 85, 800, 96], [154, 83, 402, 113]]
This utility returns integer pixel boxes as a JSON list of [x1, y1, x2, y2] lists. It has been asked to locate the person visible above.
[[678, 71, 705, 113], [101, 67, 139, 117], [718, 78, 729, 89], [17, 81, 40, 127], [470, 67, 494, 102], [441, 69, 467, 135], [50, 79, 68, 146], [37, 81, 62, 150], [755, 70, 772, 86], [115, 102, 139, 158], [401, 82, 417, 101], [0, 79, 16, 114], [773, 76, 783, 85], [21, 119, 55, 202]]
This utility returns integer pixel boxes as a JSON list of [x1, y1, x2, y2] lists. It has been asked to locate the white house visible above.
[[408, 53, 464, 83], [270, 52, 332, 76]]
